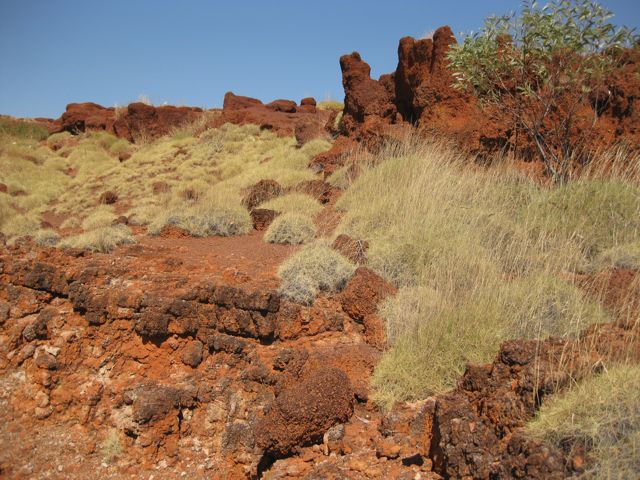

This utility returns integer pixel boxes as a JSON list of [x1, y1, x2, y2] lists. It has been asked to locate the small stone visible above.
[[376, 438, 402, 459], [34, 348, 57, 370], [180, 341, 204, 368], [34, 406, 53, 419], [16, 344, 36, 365], [44, 345, 61, 357], [35, 391, 50, 408], [34, 370, 52, 388]]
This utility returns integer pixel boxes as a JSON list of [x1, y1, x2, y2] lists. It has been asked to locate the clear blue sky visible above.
[[1, 0, 638, 118]]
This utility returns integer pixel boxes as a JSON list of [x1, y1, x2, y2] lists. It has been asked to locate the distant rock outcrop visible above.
[[51, 102, 204, 142], [215, 92, 333, 143]]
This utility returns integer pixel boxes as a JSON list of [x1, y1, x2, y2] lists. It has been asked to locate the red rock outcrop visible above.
[[51, 102, 204, 142], [241, 179, 284, 211], [255, 366, 354, 458], [216, 92, 333, 143]]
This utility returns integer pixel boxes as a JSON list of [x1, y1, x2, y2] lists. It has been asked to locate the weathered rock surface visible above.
[[255, 367, 354, 457], [0, 239, 638, 478]]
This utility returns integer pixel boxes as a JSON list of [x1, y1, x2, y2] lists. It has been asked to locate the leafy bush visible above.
[[527, 365, 640, 479], [448, 0, 637, 179], [278, 244, 355, 304], [264, 212, 316, 244]]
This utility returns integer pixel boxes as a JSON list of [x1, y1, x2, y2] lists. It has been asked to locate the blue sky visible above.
[[1, 0, 638, 118]]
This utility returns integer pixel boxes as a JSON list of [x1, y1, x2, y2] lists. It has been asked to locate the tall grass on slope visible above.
[[333, 139, 640, 408], [527, 365, 640, 479]]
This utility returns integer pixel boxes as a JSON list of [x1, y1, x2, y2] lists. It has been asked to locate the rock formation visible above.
[[313, 25, 640, 174]]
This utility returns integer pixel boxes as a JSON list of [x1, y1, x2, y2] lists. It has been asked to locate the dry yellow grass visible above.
[[278, 243, 355, 305], [527, 365, 640, 479], [259, 193, 323, 215], [330, 138, 639, 407], [0, 122, 332, 246], [264, 212, 316, 244]]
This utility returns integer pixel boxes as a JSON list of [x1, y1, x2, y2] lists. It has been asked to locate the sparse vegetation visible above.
[[0, 121, 330, 246], [34, 228, 60, 247], [527, 365, 640, 479], [259, 193, 323, 215], [317, 100, 344, 112], [264, 212, 316, 244], [333, 139, 639, 407], [278, 244, 355, 304], [100, 429, 122, 464]]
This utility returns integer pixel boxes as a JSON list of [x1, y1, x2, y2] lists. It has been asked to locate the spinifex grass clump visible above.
[[278, 244, 355, 305], [334, 138, 639, 407], [527, 365, 640, 478], [264, 212, 316, 245]]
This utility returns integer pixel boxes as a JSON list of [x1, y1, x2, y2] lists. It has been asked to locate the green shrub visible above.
[[527, 365, 640, 479], [448, 0, 637, 178], [278, 244, 355, 304], [264, 212, 316, 244]]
